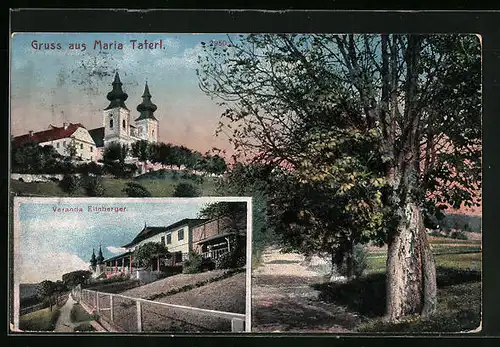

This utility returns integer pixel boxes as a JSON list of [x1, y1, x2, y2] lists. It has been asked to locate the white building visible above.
[[12, 122, 98, 161]]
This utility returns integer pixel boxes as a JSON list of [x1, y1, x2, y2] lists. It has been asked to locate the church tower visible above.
[[103, 72, 132, 146], [90, 248, 97, 272], [135, 82, 159, 143]]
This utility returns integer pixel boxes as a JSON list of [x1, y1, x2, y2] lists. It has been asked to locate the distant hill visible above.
[[440, 213, 482, 233], [19, 283, 39, 300]]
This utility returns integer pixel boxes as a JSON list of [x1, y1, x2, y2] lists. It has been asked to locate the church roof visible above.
[[122, 218, 209, 248], [104, 72, 129, 110], [135, 82, 158, 121], [88, 127, 105, 148], [12, 123, 86, 148]]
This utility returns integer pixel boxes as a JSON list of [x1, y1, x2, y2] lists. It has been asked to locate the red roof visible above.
[[12, 123, 86, 148]]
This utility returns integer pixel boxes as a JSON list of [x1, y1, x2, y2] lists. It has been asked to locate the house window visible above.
[[178, 229, 184, 241], [123, 119, 126, 129], [161, 236, 165, 246], [109, 118, 114, 128], [166, 234, 172, 244]]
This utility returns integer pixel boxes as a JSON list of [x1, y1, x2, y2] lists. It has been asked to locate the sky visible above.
[[10, 33, 240, 155], [14, 198, 222, 283]]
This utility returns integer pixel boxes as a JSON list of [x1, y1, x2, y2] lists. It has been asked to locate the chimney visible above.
[[63, 122, 69, 130], [29, 130, 34, 136]]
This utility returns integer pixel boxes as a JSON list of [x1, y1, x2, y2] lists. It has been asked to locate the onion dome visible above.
[[135, 82, 158, 121], [105, 72, 129, 110]]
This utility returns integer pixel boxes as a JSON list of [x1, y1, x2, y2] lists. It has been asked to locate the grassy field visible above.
[[19, 306, 62, 331], [10, 175, 219, 197], [313, 235, 482, 332]]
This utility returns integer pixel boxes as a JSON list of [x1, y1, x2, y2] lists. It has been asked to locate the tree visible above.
[[173, 182, 200, 197], [134, 242, 170, 271], [62, 270, 92, 288], [103, 142, 128, 165], [36, 280, 56, 311], [65, 139, 78, 159], [122, 182, 152, 197], [197, 34, 481, 321]]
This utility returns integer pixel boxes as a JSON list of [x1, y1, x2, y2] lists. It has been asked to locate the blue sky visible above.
[[11, 33, 239, 154], [15, 198, 216, 283]]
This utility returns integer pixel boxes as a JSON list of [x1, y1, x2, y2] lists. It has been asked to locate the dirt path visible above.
[[252, 246, 360, 333], [54, 294, 77, 332]]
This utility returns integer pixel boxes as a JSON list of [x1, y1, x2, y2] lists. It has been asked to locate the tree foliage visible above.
[[173, 182, 200, 197], [134, 242, 170, 270], [197, 34, 481, 321], [62, 270, 92, 288]]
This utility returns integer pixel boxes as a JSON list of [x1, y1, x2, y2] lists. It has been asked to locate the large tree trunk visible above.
[[386, 200, 437, 321]]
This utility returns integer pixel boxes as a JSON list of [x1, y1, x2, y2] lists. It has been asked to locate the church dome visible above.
[[105, 72, 129, 110]]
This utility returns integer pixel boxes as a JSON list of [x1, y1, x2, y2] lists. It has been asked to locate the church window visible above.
[[109, 118, 114, 128], [152, 129, 155, 137], [161, 236, 165, 245], [123, 119, 126, 129], [178, 229, 184, 241], [63, 140, 66, 147], [90, 156, 93, 161], [80, 143, 83, 149], [166, 234, 172, 244], [90, 146, 93, 152], [56, 142, 60, 148]]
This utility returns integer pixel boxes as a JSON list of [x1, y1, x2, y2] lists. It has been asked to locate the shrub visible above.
[[214, 252, 233, 270], [215, 237, 246, 270], [173, 182, 200, 197], [83, 176, 105, 197], [59, 174, 81, 195], [451, 230, 468, 240], [339, 244, 369, 279], [122, 182, 152, 197], [182, 251, 203, 274]]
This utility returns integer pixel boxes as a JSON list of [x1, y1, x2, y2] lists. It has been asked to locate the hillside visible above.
[[10, 175, 217, 197], [96, 270, 246, 332]]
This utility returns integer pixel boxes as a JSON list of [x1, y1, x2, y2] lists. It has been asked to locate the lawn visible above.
[[19, 306, 61, 331], [10, 175, 218, 197], [313, 235, 482, 333]]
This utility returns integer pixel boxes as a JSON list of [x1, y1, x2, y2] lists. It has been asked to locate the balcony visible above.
[[201, 247, 229, 260]]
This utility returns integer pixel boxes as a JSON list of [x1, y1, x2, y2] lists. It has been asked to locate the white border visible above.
[[11, 196, 253, 334]]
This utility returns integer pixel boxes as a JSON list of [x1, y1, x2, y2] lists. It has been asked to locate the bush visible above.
[[451, 230, 468, 240], [83, 176, 105, 197], [122, 182, 152, 197], [173, 182, 200, 197], [59, 174, 81, 195], [215, 237, 246, 270], [182, 252, 203, 274], [339, 244, 369, 278]]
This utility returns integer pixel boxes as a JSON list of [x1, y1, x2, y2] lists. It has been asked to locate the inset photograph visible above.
[[11, 197, 251, 333]]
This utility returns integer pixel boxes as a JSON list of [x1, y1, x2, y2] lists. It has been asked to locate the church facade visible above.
[[88, 72, 159, 157], [12, 72, 160, 163]]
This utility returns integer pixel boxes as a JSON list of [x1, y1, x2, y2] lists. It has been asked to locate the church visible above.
[[12, 72, 160, 163]]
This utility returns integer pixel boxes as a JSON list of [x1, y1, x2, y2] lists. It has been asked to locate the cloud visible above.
[[107, 246, 127, 254], [17, 252, 89, 283]]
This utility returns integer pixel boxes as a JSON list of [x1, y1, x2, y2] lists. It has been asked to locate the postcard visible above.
[[9, 32, 482, 334]]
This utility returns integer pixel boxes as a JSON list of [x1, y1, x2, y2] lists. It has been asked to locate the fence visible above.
[[72, 287, 246, 333], [201, 247, 229, 260]]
